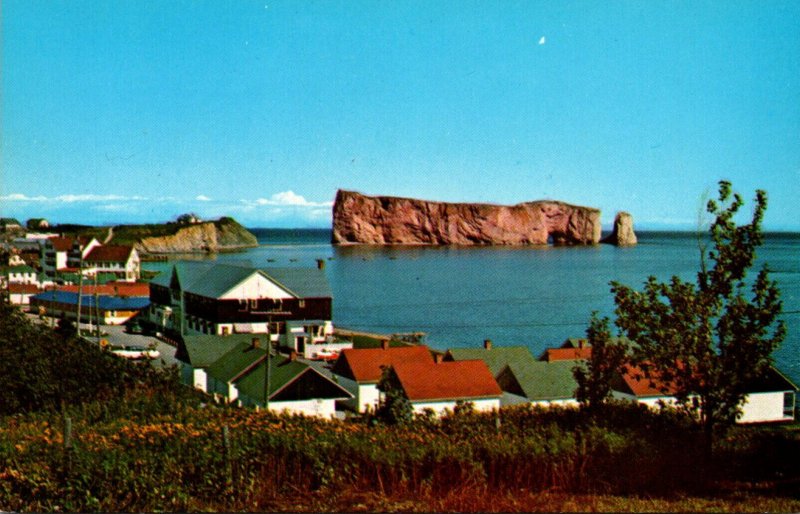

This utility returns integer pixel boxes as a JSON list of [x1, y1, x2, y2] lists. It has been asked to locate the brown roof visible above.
[[331, 346, 433, 383], [48, 236, 74, 252], [542, 347, 593, 361], [8, 283, 40, 294], [57, 282, 150, 297], [392, 360, 502, 402], [85, 245, 134, 263]]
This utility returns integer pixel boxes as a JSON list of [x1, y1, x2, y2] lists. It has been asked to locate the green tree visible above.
[[610, 180, 785, 452], [375, 365, 413, 425], [573, 312, 629, 413]]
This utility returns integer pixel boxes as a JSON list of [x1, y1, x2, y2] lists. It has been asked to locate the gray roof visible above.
[[151, 261, 332, 299], [180, 334, 260, 368], [261, 268, 332, 298]]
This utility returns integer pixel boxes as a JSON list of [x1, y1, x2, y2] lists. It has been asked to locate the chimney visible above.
[[483, 339, 492, 350], [251, 337, 260, 349], [434, 352, 443, 364], [381, 339, 389, 350], [316, 258, 326, 270]]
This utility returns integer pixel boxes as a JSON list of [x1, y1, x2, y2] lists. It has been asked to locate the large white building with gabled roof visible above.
[[148, 261, 333, 341]]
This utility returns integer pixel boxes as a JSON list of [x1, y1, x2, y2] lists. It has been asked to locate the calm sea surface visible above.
[[143, 229, 800, 384]]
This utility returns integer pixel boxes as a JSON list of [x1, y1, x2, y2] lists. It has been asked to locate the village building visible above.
[[29, 290, 150, 325], [40, 236, 101, 276], [177, 334, 256, 392], [282, 319, 352, 360], [496, 360, 581, 407], [445, 340, 538, 375], [386, 359, 503, 415], [84, 244, 141, 281], [184, 336, 352, 417], [25, 218, 50, 230], [0, 218, 23, 232], [330, 344, 435, 413], [7, 283, 40, 306], [4, 264, 38, 284], [147, 261, 332, 340], [611, 363, 798, 424]]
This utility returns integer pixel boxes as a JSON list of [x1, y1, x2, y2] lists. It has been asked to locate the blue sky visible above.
[[2, 1, 799, 229]]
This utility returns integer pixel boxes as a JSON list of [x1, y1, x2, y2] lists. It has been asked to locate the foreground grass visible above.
[[247, 490, 800, 513], [2, 396, 798, 512]]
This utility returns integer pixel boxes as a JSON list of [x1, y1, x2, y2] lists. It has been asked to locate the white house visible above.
[[282, 319, 352, 360], [5, 265, 38, 284], [611, 364, 797, 424], [199, 338, 352, 418], [85, 245, 140, 282], [330, 343, 435, 413], [387, 359, 503, 415]]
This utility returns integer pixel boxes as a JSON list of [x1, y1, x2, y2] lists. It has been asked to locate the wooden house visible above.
[[330, 343, 434, 413], [148, 262, 332, 339]]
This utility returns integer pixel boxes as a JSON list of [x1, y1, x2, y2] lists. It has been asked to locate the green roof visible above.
[[503, 360, 580, 401], [261, 268, 333, 298], [447, 346, 537, 376], [7, 265, 36, 274], [151, 261, 331, 299], [235, 356, 313, 402], [206, 342, 266, 383], [188, 264, 258, 298], [180, 334, 260, 368]]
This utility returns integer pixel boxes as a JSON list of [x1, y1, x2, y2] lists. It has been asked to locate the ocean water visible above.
[[143, 229, 800, 384]]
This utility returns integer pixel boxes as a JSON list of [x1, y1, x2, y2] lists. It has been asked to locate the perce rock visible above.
[[332, 190, 604, 246]]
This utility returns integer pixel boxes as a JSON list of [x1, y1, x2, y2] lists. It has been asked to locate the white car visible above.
[[111, 345, 160, 360]]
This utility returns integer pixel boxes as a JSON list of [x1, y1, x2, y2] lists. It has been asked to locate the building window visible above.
[[784, 392, 795, 418], [238, 299, 248, 312]]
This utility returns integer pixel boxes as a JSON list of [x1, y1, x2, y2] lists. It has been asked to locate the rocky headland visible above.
[[332, 190, 623, 246], [133, 217, 258, 254]]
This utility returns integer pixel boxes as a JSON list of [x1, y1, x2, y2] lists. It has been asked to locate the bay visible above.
[[143, 229, 800, 384]]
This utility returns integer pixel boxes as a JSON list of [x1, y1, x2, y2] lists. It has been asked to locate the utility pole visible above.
[[94, 272, 100, 341], [76, 243, 84, 336]]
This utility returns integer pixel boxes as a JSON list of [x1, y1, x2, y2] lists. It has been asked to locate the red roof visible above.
[[332, 346, 433, 383], [618, 364, 678, 397], [8, 283, 40, 294], [57, 282, 150, 297], [48, 236, 74, 252], [542, 347, 593, 361], [85, 245, 134, 263], [392, 360, 502, 401]]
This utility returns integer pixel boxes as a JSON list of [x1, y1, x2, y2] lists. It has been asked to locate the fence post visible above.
[[222, 425, 232, 493], [63, 416, 73, 481]]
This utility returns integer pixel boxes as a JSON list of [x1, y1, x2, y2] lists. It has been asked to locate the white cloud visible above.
[[1, 193, 48, 201], [196, 195, 212, 202], [538, 36, 546, 45], [250, 191, 333, 208]]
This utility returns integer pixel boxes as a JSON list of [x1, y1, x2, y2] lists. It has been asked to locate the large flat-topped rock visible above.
[[332, 190, 603, 245]]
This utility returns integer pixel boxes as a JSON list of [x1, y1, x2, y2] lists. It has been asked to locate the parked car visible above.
[[125, 321, 143, 334], [111, 345, 160, 360]]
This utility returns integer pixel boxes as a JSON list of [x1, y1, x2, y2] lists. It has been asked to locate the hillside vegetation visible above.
[[53, 216, 257, 252], [1, 305, 799, 512]]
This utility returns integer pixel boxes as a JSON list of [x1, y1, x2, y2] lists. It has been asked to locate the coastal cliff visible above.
[[332, 190, 603, 245], [133, 217, 258, 254]]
